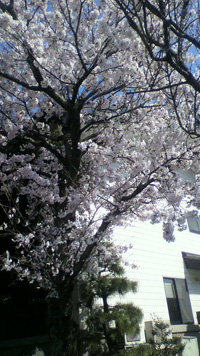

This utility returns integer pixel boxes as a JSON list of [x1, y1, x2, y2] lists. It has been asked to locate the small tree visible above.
[[149, 318, 185, 356], [80, 259, 142, 355], [116, 319, 184, 356]]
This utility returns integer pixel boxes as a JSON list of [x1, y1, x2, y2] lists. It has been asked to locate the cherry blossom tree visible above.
[[0, 1, 200, 355], [114, 0, 200, 136]]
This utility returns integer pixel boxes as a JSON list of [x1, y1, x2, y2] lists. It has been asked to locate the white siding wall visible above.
[[109, 221, 200, 343]]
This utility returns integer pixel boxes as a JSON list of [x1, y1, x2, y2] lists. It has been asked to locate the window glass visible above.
[[163, 278, 194, 325], [174, 279, 194, 324], [187, 217, 200, 234], [164, 278, 176, 298]]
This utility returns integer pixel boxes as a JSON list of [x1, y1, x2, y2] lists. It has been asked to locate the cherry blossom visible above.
[[0, 1, 200, 355]]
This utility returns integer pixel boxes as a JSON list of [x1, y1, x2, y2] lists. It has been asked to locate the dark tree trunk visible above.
[[102, 295, 114, 355], [47, 280, 80, 356]]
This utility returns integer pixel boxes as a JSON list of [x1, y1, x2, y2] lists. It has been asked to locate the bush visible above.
[[113, 319, 185, 356], [114, 344, 152, 356]]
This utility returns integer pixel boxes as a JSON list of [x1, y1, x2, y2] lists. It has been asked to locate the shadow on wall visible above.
[[181, 335, 199, 356]]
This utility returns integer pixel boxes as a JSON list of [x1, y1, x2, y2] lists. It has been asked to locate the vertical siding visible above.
[[109, 221, 200, 342]]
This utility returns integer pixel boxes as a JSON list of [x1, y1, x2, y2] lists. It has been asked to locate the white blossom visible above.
[[0, 0, 200, 292]]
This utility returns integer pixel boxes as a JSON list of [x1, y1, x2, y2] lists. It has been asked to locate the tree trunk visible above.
[[47, 280, 80, 356], [102, 295, 114, 355]]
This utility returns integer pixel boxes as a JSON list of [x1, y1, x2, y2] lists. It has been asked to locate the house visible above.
[[109, 218, 200, 355]]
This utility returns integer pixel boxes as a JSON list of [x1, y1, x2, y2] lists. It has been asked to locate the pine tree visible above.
[[80, 258, 142, 355]]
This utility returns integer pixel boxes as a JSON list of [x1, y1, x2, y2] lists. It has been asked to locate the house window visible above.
[[124, 331, 140, 348], [163, 278, 194, 325], [125, 331, 140, 343], [187, 217, 200, 234]]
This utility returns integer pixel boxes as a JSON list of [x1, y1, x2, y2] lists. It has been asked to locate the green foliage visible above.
[[149, 319, 185, 356], [86, 303, 142, 338], [80, 259, 137, 307], [116, 344, 152, 356], [111, 319, 185, 356], [111, 304, 142, 335], [80, 259, 142, 355], [93, 275, 137, 298]]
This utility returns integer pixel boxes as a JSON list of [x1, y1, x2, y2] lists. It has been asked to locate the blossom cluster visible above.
[[0, 0, 200, 292]]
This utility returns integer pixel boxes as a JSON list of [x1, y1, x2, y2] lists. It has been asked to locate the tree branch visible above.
[[0, 0, 17, 20], [0, 70, 69, 109], [115, 0, 200, 95]]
